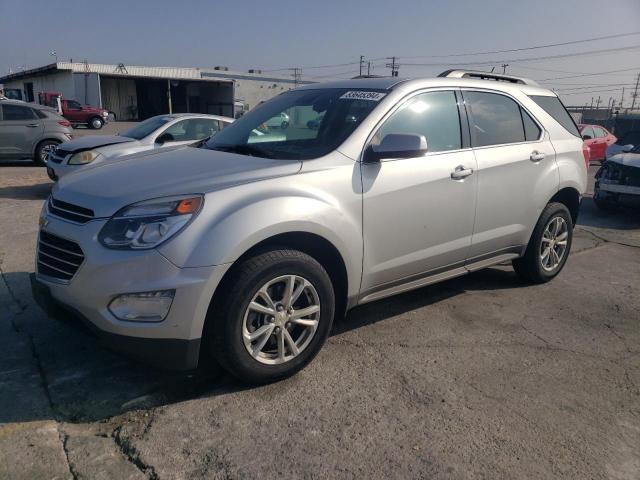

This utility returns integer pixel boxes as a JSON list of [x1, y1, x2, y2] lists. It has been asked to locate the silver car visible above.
[[46, 113, 233, 180], [0, 99, 73, 165], [31, 71, 587, 383]]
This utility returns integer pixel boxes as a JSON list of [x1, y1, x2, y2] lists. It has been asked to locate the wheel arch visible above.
[[549, 187, 581, 226], [208, 231, 349, 324]]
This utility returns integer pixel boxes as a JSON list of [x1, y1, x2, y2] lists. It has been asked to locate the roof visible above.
[[296, 76, 555, 97], [297, 77, 408, 91], [0, 62, 310, 85]]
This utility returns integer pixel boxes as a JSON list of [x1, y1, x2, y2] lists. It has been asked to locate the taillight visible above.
[[582, 144, 590, 168], [58, 120, 71, 127]]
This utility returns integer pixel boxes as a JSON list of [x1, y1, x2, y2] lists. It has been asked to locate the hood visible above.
[[53, 146, 302, 217], [58, 135, 135, 153], [607, 152, 640, 169]]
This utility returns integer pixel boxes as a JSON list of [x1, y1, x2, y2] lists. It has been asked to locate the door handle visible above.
[[26, 123, 39, 128], [530, 150, 545, 162], [451, 165, 474, 180]]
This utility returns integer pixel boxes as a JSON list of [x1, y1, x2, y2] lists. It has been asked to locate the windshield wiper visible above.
[[208, 144, 274, 158]]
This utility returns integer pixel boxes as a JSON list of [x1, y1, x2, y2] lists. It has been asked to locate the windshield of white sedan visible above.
[[121, 116, 171, 140], [203, 89, 386, 159]]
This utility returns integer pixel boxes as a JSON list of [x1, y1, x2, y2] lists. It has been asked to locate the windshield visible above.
[[121, 116, 171, 140], [617, 131, 640, 146], [203, 88, 386, 160]]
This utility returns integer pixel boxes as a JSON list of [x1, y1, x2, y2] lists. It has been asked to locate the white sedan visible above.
[[46, 113, 233, 180]]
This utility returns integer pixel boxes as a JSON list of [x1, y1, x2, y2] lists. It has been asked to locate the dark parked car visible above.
[[594, 144, 640, 210]]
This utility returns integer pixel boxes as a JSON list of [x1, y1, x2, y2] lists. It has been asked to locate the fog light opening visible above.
[[108, 290, 175, 322]]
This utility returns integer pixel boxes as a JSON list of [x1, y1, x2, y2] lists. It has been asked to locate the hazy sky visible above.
[[1, 0, 639, 106]]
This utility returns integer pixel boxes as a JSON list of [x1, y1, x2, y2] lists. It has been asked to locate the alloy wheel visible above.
[[242, 275, 320, 365], [539, 216, 568, 271]]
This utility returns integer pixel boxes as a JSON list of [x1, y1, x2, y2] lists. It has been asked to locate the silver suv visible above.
[[31, 71, 588, 383], [0, 99, 73, 164]]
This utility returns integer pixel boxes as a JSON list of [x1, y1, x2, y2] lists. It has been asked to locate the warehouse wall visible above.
[[73, 73, 101, 107], [2, 71, 75, 104]]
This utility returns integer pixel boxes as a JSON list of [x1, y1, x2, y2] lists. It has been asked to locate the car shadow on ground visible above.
[[577, 195, 640, 231], [0, 182, 52, 200], [1, 266, 523, 426]]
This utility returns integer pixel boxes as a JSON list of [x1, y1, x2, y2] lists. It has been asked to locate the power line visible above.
[[397, 31, 640, 59], [399, 45, 640, 68], [537, 66, 640, 81]]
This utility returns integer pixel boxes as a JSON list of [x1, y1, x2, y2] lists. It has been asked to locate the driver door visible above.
[[360, 90, 477, 296]]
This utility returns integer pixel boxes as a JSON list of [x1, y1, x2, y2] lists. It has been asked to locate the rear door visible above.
[[0, 104, 43, 157], [463, 89, 556, 260], [581, 125, 597, 159]]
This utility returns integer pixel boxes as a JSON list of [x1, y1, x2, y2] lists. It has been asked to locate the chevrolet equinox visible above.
[[31, 71, 588, 383]]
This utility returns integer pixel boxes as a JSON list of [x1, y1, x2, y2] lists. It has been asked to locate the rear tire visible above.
[[89, 117, 104, 129], [513, 202, 573, 284], [33, 140, 59, 166], [207, 249, 335, 384]]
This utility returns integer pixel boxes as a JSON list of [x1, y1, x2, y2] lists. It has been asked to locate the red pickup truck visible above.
[[39, 92, 109, 129]]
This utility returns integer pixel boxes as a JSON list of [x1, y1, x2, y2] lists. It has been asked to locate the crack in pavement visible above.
[[60, 429, 79, 480], [576, 226, 640, 250], [112, 425, 159, 480]]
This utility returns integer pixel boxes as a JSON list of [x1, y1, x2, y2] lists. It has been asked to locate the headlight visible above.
[[68, 150, 102, 165], [98, 195, 203, 250]]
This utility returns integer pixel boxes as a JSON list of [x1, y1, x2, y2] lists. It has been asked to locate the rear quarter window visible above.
[[529, 95, 580, 137]]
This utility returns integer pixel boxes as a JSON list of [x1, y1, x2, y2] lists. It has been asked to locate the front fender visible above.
[[158, 185, 363, 299]]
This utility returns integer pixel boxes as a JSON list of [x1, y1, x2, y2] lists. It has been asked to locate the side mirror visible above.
[[363, 133, 428, 163], [155, 133, 174, 145], [622, 144, 634, 153], [582, 135, 592, 140]]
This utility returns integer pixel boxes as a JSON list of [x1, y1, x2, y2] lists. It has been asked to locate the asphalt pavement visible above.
[[0, 159, 638, 479]]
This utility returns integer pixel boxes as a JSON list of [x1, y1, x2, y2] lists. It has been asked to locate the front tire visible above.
[[89, 117, 104, 129], [207, 249, 335, 384], [513, 202, 573, 284], [34, 140, 59, 166]]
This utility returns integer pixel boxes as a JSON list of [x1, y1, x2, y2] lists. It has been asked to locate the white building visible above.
[[0, 62, 314, 120]]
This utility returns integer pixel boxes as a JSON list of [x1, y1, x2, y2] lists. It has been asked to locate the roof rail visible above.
[[438, 69, 539, 86]]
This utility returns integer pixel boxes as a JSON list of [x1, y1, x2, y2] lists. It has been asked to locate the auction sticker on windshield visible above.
[[340, 91, 387, 101]]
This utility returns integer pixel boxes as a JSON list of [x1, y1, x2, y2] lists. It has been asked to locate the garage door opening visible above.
[[100, 76, 234, 121]]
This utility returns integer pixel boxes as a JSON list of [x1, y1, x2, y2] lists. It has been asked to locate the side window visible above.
[[594, 127, 606, 138], [34, 109, 48, 119], [464, 91, 526, 147], [374, 91, 462, 153], [2, 104, 37, 121], [521, 108, 541, 141], [582, 126, 595, 139], [161, 119, 220, 142], [67, 100, 82, 109]]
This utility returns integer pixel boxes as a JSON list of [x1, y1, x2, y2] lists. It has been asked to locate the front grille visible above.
[[48, 197, 95, 224], [37, 231, 84, 282]]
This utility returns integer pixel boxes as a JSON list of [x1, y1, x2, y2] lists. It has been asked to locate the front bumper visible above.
[[31, 273, 200, 370], [31, 214, 229, 370]]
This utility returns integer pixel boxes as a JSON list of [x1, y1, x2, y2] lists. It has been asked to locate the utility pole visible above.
[[386, 57, 399, 77], [596, 96, 602, 110], [501, 63, 509, 74], [367, 61, 371, 76], [631, 73, 640, 110], [590, 97, 594, 110], [289, 68, 302, 86], [620, 87, 625, 110], [359, 55, 365, 76]]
